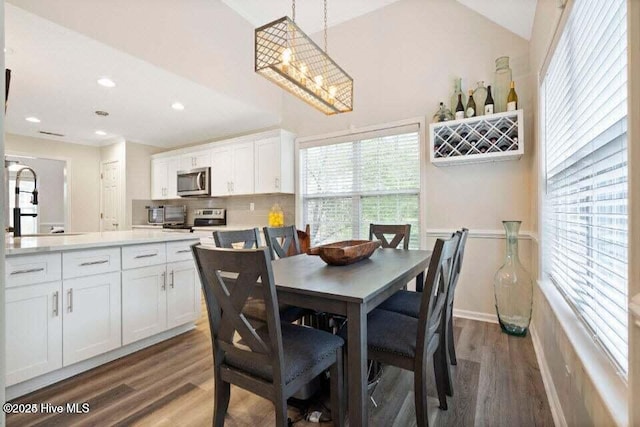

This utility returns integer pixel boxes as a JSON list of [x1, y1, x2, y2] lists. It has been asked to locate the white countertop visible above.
[[6, 230, 200, 255]]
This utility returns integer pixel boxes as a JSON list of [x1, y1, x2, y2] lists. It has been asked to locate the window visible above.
[[542, 0, 628, 373], [300, 124, 421, 248]]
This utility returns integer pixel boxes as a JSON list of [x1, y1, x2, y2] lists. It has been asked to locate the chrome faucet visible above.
[[13, 166, 38, 237]]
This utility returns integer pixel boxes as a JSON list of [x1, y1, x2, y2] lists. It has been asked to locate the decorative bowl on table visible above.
[[307, 240, 382, 266]]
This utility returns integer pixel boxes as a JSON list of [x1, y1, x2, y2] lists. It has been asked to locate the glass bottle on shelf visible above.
[[450, 77, 466, 113], [455, 94, 465, 120], [485, 85, 495, 114], [466, 90, 476, 118], [432, 102, 454, 123], [507, 81, 518, 111], [493, 56, 512, 113], [494, 221, 533, 336], [473, 81, 487, 116]]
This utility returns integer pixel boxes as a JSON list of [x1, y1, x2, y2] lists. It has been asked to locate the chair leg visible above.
[[413, 361, 429, 427], [433, 344, 448, 410], [448, 314, 457, 366], [330, 349, 345, 427], [274, 392, 289, 427], [213, 372, 230, 427]]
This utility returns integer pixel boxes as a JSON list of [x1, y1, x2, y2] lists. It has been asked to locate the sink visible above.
[[8, 233, 85, 237]]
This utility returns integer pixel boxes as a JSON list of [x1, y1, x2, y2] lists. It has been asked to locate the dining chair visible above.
[[191, 245, 345, 427], [212, 228, 307, 324], [369, 223, 411, 250], [263, 225, 301, 260], [340, 234, 460, 424]]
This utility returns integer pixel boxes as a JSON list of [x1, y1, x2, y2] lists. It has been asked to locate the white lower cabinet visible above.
[[122, 264, 168, 345], [5, 281, 62, 386], [62, 272, 121, 366], [167, 260, 200, 328]]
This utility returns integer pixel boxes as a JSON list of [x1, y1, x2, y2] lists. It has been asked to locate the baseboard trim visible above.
[[530, 325, 567, 427], [6, 323, 195, 400], [452, 308, 498, 324]]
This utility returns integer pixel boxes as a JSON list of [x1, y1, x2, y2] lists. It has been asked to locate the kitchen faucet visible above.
[[13, 166, 38, 237]]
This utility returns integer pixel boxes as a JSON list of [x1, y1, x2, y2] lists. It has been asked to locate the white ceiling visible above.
[[455, 0, 538, 40], [221, 0, 403, 34], [5, 4, 279, 147]]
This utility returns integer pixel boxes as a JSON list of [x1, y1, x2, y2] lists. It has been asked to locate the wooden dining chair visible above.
[[263, 225, 301, 260], [191, 245, 345, 427], [369, 223, 411, 250], [340, 234, 459, 424], [212, 228, 307, 324]]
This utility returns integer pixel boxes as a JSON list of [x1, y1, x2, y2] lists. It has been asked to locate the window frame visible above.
[[295, 117, 427, 250]]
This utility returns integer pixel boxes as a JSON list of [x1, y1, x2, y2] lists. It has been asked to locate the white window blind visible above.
[[301, 125, 421, 248], [542, 0, 628, 373]]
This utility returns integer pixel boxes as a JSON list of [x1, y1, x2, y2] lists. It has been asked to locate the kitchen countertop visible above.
[[6, 230, 200, 255]]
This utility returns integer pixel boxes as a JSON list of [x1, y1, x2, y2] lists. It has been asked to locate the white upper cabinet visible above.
[[210, 141, 254, 197], [254, 132, 294, 194], [151, 156, 180, 200], [210, 146, 233, 197], [180, 150, 211, 171]]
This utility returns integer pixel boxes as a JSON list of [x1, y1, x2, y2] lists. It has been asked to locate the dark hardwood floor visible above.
[[6, 310, 553, 426]]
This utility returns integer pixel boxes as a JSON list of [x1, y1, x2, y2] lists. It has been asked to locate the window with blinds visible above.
[[542, 0, 628, 373], [300, 125, 421, 249]]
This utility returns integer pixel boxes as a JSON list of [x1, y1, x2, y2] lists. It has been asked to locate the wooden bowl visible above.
[[307, 240, 382, 266]]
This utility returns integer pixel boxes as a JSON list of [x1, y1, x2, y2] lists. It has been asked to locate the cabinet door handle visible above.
[[10, 267, 45, 275], [170, 271, 174, 288], [67, 289, 73, 313], [161, 272, 166, 290], [176, 249, 191, 254], [275, 177, 280, 189], [80, 259, 109, 266], [135, 252, 158, 259], [53, 291, 59, 317]]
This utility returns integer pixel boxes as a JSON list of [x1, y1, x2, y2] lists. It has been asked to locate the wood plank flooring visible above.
[[7, 312, 554, 426]]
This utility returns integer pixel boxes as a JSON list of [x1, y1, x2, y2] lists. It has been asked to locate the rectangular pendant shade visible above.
[[255, 17, 353, 115]]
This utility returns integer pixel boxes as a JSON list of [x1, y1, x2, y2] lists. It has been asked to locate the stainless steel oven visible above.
[[177, 167, 210, 197]]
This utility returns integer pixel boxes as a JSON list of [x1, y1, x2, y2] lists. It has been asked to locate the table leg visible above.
[[347, 303, 367, 427], [416, 270, 425, 292]]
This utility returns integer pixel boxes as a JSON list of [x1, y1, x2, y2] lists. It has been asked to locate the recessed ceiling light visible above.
[[95, 110, 110, 116], [25, 116, 41, 123], [171, 102, 185, 111], [95, 130, 107, 136], [97, 77, 116, 88]]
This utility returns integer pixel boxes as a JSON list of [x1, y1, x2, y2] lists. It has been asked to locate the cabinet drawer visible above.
[[63, 247, 121, 279], [6, 253, 62, 288], [166, 240, 198, 263], [122, 243, 166, 270]]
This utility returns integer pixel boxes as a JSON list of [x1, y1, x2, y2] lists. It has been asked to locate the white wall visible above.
[[283, 0, 534, 318], [5, 134, 101, 232], [125, 141, 163, 229]]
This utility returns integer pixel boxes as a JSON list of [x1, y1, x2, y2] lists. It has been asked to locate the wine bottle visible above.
[[455, 94, 464, 120], [466, 90, 476, 118], [485, 85, 495, 114], [507, 81, 518, 111]]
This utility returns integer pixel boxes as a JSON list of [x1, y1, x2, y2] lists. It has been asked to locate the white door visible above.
[[5, 281, 63, 386], [210, 147, 233, 196], [101, 161, 121, 231], [122, 264, 168, 345], [151, 159, 168, 200], [166, 157, 181, 199], [255, 137, 281, 194], [62, 272, 121, 366], [232, 142, 255, 195], [167, 260, 201, 328]]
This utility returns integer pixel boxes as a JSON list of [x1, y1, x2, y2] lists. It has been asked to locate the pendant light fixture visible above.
[[255, 0, 353, 115]]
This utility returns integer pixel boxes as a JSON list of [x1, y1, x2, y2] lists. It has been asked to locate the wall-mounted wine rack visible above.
[[429, 110, 524, 166]]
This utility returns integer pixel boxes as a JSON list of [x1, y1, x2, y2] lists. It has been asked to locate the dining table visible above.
[[270, 248, 432, 427]]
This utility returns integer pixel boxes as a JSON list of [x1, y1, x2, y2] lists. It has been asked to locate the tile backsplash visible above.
[[132, 194, 295, 227]]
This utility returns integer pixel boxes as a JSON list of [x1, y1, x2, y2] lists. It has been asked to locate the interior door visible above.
[[167, 260, 200, 328], [101, 161, 121, 231]]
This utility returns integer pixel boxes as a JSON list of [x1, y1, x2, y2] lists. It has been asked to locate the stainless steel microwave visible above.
[[177, 167, 210, 197]]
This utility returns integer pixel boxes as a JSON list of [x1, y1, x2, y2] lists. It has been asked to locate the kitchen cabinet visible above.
[[151, 156, 180, 199], [5, 281, 62, 386], [254, 135, 294, 194], [62, 272, 121, 366], [210, 142, 254, 196], [122, 264, 167, 345], [180, 150, 211, 171], [167, 260, 200, 328]]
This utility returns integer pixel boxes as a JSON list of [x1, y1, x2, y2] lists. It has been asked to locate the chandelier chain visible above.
[[324, 0, 328, 53], [292, 0, 296, 22]]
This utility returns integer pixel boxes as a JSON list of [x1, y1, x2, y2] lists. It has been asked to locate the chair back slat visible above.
[[191, 245, 285, 381], [369, 224, 411, 250], [213, 228, 261, 249], [415, 234, 460, 362], [446, 228, 469, 311], [263, 226, 301, 260]]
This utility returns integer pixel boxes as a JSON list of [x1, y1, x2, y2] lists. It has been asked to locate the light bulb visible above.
[[281, 48, 292, 72], [314, 75, 323, 94], [299, 64, 308, 84], [328, 86, 337, 104]]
